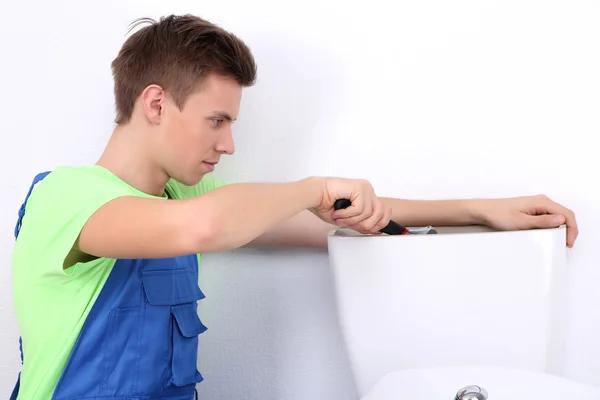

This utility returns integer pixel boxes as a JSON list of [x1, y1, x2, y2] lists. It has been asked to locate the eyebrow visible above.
[[212, 111, 236, 121]]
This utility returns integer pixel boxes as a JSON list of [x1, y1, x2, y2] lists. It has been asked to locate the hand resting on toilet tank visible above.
[[246, 194, 578, 249], [470, 194, 578, 247]]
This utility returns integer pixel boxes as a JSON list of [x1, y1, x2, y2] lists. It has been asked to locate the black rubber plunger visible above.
[[333, 198, 437, 235]]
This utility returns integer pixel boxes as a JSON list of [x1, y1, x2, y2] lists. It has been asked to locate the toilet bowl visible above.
[[327, 225, 575, 398], [362, 365, 600, 399]]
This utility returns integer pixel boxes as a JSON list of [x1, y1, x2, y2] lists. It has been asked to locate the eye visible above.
[[211, 119, 224, 128]]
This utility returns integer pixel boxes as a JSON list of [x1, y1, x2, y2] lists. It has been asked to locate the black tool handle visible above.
[[333, 198, 409, 235]]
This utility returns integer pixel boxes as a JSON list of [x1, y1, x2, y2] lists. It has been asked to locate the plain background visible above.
[[1, 0, 599, 399]]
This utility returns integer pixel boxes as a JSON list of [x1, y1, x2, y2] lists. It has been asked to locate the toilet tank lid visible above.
[[328, 225, 567, 238]]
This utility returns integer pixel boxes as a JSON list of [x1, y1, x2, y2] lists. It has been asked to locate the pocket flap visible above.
[[171, 303, 207, 338], [141, 269, 205, 306]]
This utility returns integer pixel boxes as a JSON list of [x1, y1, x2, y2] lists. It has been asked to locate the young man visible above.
[[10, 14, 578, 400]]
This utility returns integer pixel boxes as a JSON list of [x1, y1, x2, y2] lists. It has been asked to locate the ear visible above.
[[140, 84, 166, 125]]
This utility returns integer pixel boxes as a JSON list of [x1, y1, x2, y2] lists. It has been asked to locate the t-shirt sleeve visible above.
[[14, 166, 136, 276], [165, 174, 227, 200]]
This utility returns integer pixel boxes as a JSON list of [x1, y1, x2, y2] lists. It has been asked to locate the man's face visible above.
[[157, 73, 242, 185]]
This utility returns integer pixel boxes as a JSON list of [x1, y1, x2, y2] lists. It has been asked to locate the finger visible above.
[[553, 205, 579, 248], [332, 196, 365, 220], [354, 196, 386, 232], [370, 204, 393, 233], [349, 203, 392, 234], [338, 205, 373, 227], [520, 212, 580, 248], [337, 197, 374, 227], [566, 214, 579, 248], [532, 195, 579, 247], [522, 213, 565, 230]]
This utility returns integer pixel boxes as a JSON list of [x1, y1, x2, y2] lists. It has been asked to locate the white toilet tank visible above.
[[327, 225, 569, 397]]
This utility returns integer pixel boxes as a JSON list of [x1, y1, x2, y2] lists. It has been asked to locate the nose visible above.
[[215, 127, 235, 155]]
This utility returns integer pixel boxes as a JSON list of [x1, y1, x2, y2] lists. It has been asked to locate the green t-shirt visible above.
[[11, 165, 225, 399]]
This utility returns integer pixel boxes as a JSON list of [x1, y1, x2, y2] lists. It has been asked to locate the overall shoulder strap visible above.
[[10, 170, 51, 400], [14, 171, 51, 239]]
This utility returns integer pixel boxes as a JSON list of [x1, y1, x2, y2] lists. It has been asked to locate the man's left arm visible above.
[[245, 195, 578, 249]]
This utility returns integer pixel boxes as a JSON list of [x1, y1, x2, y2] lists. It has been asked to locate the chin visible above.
[[185, 176, 205, 186], [174, 172, 205, 187], [186, 173, 206, 186]]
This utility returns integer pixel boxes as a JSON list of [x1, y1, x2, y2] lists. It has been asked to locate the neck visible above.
[[96, 123, 169, 197]]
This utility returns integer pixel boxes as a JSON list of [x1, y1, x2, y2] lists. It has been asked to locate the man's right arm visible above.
[[78, 177, 325, 259]]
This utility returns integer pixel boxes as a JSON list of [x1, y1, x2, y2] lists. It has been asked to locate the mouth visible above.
[[202, 161, 218, 171]]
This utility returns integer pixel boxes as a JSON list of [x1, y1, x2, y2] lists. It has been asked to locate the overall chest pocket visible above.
[[141, 267, 204, 305], [141, 259, 207, 389]]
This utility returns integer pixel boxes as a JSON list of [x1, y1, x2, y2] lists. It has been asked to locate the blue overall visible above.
[[11, 171, 207, 400]]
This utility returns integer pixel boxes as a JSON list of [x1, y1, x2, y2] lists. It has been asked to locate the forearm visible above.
[[381, 197, 483, 227], [245, 210, 334, 249], [199, 178, 323, 251], [243, 197, 486, 252]]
